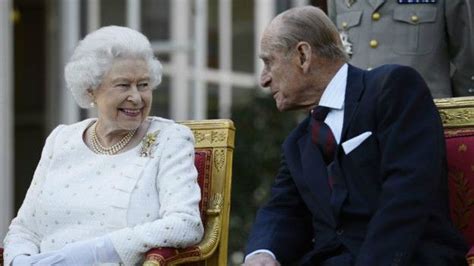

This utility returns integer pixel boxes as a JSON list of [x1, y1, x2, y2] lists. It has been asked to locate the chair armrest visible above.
[[467, 246, 474, 266], [143, 246, 201, 266], [143, 194, 224, 265]]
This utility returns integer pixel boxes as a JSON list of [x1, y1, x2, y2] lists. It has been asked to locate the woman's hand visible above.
[[25, 236, 121, 265]]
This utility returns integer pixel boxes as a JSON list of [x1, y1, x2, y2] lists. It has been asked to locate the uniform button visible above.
[[411, 15, 419, 23], [336, 228, 344, 235], [468, 88, 474, 93], [471, 76, 474, 81], [372, 12, 380, 21], [341, 21, 348, 29], [370, 39, 378, 48]]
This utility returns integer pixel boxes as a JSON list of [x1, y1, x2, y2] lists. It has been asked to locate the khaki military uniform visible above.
[[327, 0, 474, 98]]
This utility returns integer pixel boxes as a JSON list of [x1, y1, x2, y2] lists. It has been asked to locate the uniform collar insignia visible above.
[[345, 0, 356, 8]]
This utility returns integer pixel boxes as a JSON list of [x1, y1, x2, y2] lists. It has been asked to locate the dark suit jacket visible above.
[[246, 64, 468, 266]]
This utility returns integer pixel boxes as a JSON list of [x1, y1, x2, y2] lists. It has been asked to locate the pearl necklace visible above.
[[89, 122, 137, 155]]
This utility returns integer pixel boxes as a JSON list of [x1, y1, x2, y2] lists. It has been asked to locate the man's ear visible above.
[[295, 41, 312, 73]]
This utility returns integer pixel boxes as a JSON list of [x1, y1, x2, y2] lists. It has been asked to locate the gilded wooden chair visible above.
[[143, 119, 235, 265], [0, 119, 235, 266], [435, 97, 474, 266]]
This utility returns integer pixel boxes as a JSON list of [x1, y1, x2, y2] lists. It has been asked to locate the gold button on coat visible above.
[[372, 12, 380, 21], [411, 15, 419, 23], [342, 22, 348, 29], [370, 40, 378, 48]]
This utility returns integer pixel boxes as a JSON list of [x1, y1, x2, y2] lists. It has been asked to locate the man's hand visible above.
[[243, 252, 281, 266]]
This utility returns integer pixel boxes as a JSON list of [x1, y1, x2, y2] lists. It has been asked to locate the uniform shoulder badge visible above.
[[340, 31, 353, 56]]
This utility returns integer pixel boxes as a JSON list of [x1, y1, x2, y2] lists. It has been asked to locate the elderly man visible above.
[[244, 6, 467, 266]]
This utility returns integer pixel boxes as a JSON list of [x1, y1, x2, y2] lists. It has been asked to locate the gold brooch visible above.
[[140, 130, 160, 157]]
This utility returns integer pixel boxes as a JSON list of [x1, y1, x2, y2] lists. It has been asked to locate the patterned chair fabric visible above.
[[446, 130, 474, 244], [0, 119, 235, 266], [436, 97, 474, 266]]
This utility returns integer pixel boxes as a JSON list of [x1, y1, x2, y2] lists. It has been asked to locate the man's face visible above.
[[259, 29, 309, 112]]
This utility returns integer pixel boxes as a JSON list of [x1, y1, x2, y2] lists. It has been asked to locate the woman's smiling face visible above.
[[92, 58, 152, 132]]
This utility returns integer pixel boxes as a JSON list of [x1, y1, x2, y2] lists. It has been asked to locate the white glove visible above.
[[12, 252, 58, 266], [30, 236, 121, 265], [12, 254, 39, 266]]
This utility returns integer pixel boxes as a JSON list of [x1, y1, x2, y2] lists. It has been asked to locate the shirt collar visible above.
[[318, 63, 348, 110]]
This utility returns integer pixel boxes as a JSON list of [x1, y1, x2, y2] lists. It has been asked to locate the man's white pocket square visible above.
[[342, 131, 372, 155]]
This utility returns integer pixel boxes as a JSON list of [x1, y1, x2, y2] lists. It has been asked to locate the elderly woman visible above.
[[3, 26, 203, 265]]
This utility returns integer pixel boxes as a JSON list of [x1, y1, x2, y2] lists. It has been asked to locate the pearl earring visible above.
[[90, 102, 95, 108]]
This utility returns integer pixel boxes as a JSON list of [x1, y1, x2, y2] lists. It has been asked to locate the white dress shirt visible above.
[[319, 63, 347, 144], [245, 63, 348, 262]]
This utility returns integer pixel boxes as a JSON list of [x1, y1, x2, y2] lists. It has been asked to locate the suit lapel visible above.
[[331, 65, 365, 221], [341, 64, 365, 142], [295, 120, 336, 226]]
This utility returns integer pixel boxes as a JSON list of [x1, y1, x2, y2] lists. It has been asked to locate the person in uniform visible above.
[[327, 0, 474, 98]]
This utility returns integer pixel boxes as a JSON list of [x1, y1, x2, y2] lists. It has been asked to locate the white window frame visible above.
[[0, 0, 14, 240], [71, 0, 294, 121]]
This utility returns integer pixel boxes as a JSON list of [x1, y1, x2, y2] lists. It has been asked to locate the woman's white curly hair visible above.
[[65, 26, 162, 108]]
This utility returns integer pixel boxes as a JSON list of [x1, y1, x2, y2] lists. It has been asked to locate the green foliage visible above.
[[228, 90, 300, 264]]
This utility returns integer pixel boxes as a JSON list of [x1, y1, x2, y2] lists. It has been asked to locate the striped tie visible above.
[[311, 106, 337, 164], [311, 106, 337, 189]]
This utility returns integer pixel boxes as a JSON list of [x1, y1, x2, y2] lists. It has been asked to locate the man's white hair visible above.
[[65, 25, 162, 108]]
